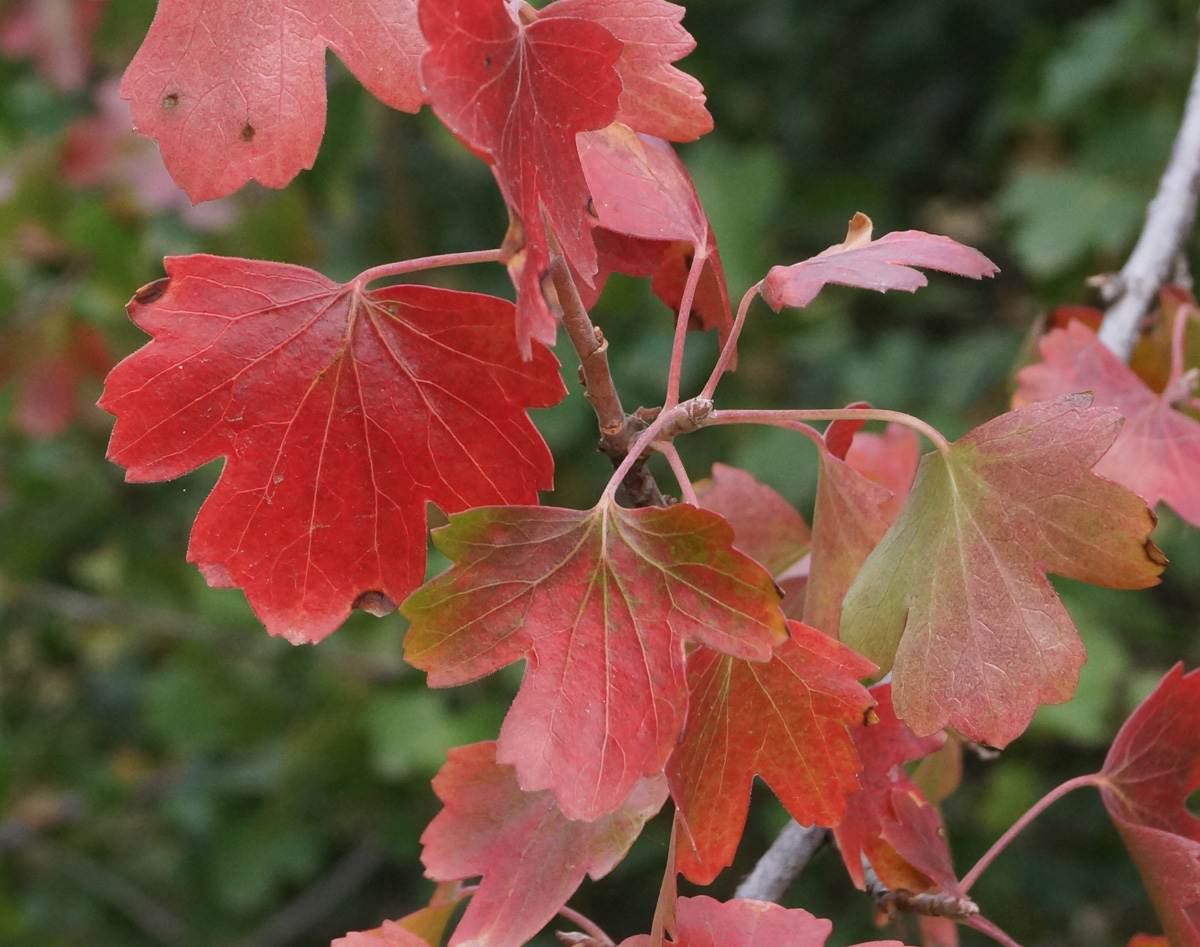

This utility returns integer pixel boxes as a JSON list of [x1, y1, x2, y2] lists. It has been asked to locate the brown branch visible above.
[[1098, 26, 1200, 361], [862, 862, 979, 922], [550, 259, 668, 507], [734, 822, 829, 902]]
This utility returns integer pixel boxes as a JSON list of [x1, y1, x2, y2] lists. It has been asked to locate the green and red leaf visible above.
[[841, 396, 1164, 746], [402, 500, 787, 819]]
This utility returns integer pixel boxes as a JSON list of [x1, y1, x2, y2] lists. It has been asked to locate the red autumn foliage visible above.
[[402, 500, 786, 820], [101, 256, 563, 642]]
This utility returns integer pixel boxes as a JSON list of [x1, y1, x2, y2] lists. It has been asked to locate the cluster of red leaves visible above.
[[402, 500, 788, 820], [93, 0, 1200, 943], [119, 0, 719, 354]]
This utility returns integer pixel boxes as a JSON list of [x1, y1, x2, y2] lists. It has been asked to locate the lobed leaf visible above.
[[121, 0, 425, 201], [761, 212, 998, 312], [578, 125, 732, 349], [619, 896, 904, 947], [669, 623, 875, 885], [402, 500, 787, 820], [101, 255, 563, 643], [1099, 664, 1200, 947], [833, 683, 946, 892], [422, 742, 666, 947], [421, 0, 622, 353], [841, 396, 1164, 747], [544, 0, 711, 142]]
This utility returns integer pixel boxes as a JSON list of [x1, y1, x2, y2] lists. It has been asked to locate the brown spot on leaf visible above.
[[240, 123, 255, 142], [162, 93, 179, 110], [353, 590, 396, 617], [862, 706, 881, 726], [132, 277, 170, 306], [483, 54, 492, 71]]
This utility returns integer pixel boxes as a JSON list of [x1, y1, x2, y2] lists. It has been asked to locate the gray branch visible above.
[[734, 822, 828, 902], [1098, 28, 1200, 361]]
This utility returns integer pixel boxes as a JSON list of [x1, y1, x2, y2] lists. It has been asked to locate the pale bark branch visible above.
[[734, 822, 828, 902], [1098, 28, 1200, 361]]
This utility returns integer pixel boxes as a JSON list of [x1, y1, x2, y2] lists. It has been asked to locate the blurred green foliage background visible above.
[[2, 0, 1200, 944]]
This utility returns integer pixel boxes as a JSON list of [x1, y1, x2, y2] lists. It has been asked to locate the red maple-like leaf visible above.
[[619, 896, 904, 947], [422, 742, 666, 947], [668, 622, 875, 884], [840, 396, 1165, 747], [578, 124, 732, 346], [402, 499, 787, 820], [120, 0, 425, 202], [694, 463, 810, 577], [761, 213, 998, 312], [834, 683, 946, 892], [543, 0, 711, 142], [843, 423, 921, 524], [1098, 664, 1200, 947], [422, 0, 623, 353], [880, 784, 962, 895], [101, 255, 564, 643], [1016, 319, 1200, 528]]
